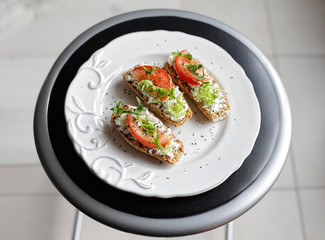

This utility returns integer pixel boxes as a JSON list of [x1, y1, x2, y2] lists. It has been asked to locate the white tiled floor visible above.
[[0, 0, 324, 239]]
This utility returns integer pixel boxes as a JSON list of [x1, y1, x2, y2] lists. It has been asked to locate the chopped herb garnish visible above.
[[166, 93, 186, 119], [172, 50, 193, 61], [140, 117, 158, 135], [111, 97, 147, 118], [135, 96, 146, 113], [138, 80, 175, 100], [184, 63, 206, 81], [195, 83, 223, 105], [182, 62, 224, 105], [138, 80, 187, 119], [152, 132, 171, 153], [143, 65, 156, 76]]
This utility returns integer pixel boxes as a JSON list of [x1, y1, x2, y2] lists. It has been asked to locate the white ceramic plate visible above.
[[64, 30, 261, 198]]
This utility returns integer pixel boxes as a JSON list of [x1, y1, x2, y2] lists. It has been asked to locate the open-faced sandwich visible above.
[[122, 65, 192, 127], [164, 50, 230, 122], [111, 98, 184, 164]]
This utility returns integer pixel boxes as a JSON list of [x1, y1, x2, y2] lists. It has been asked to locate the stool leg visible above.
[[225, 221, 234, 240], [72, 210, 84, 240]]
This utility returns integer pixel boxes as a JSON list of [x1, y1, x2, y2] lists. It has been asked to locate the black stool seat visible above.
[[34, 9, 291, 237]]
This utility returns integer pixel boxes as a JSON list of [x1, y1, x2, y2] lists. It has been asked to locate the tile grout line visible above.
[[263, 1, 307, 239], [0, 192, 61, 198], [274, 35, 308, 238], [263, 0, 278, 59], [263, 0, 325, 60], [268, 53, 325, 59], [271, 185, 325, 192], [0, 162, 42, 168], [289, 144, 307, 240]]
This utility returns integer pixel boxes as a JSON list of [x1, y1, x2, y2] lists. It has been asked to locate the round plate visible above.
[[64, 30, 260, 198], [34, 9, 291, 237]]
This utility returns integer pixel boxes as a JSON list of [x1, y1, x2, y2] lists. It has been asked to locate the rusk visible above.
[[122, 68, 192, 127], [111, 105, 184, 164], [164, 62, 230, 122]]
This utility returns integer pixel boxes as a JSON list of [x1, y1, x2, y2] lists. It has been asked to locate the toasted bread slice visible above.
[[122, 65, 192, 127], [111, 104, 184, 164], [164, 62, 230, 122]]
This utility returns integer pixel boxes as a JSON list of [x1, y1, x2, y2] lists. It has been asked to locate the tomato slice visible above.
[[174, 50, 208, 86], [127, 114, 170, 148], [132, 65, 172, 100]]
